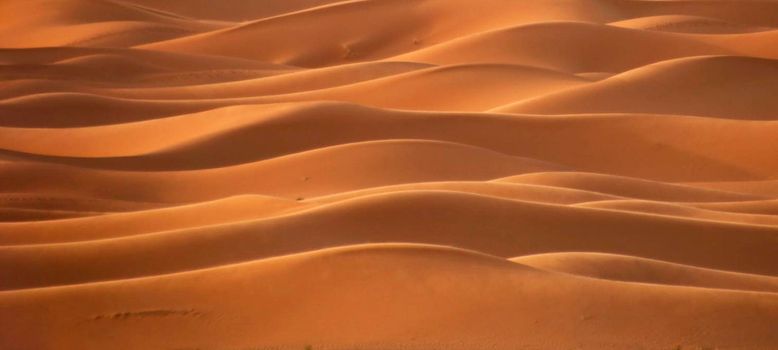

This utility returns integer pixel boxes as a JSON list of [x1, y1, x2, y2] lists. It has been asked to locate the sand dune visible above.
[[141, 0, 626, 66], [2, 102, 777, 181], [0, 0, 223, 48], [610, 15, 773, 34], [0, 48, 295, 91], [0, 140, 566, 202], [0, 61, 422, 100], [2, 244, 777, 350], [3, 0, 778, 349], [574, 199, 778, 226], [514, 252, 778, 293], [0, 192, 163, 213], [690, 179, 778, 198], [122, 0, 346, 21], [497, 172, 766, 202], [395, 21, 733, 73], [620, 0, 778, 28], [694, 199, 778, 216], [494, 55, 778, 119], [5, 190, 778, 291], [0, 63, 588, 126], [0, 180, 639, 246]]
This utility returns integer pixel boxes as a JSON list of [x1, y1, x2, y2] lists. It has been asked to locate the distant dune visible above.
[[1, 1, 777, 349]]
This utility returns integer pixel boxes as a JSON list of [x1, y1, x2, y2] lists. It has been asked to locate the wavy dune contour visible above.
[[1, 0, 778, 349]]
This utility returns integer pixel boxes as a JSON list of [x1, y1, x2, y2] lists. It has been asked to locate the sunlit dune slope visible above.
[[2, 0, 778, 349]]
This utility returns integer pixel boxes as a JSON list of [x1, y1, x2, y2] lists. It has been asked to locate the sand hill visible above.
[[1, 0, 777, 349]]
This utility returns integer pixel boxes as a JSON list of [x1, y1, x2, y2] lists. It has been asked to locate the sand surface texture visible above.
[[1, 1, 778, 349]]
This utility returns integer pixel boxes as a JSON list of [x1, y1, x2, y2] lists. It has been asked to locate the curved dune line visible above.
[[0, 63, 592, 127], [1, 243, 777, 349], [0, 61, 429, 100], [0, 192, 165, 212], [138, 1, 778, 67], [0, 48, 297, 92], [692, 199, 778, 216], [393, 21, 734, 72], [3, 190, 778, 291], [495, 172, 772, 202], [0, 102, 777, 182], [119, 0, 351, 22], [492, 55, 778, 120], [1, 175, 773, 245], [4, 0, 778, 348], [0, 208, 106, 222], [0, 179, 774, 246], [0, 47, 291, 70], [0, 0, 223, 48], [610, 14, 775, 34], [513, 252, 778, 293], [0, 195, 307, 244], [138, 0, 625, 66], [574, 199, 778, 227], [0, 139, 567, 202], [687, 180, 778, 198]]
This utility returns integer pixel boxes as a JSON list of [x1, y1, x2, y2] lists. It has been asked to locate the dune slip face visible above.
[[2, 0, 778, 349]]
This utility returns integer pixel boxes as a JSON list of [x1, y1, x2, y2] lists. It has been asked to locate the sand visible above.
[[1, 1, 777, 349]]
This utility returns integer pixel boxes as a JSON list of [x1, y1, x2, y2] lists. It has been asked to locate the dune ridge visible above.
[[2, 0, 778, 349]]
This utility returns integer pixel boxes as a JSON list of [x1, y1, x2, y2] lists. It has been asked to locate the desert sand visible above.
[[1, 0, 778, 349]]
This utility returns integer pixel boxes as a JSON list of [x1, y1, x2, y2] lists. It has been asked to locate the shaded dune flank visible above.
[[1, 1, 778, 349]]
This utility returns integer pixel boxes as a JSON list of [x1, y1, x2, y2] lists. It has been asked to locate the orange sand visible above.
[[1, 1, 777, 349]]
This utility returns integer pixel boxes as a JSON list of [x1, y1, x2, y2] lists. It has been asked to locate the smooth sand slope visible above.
[[2, 0, 778, 349]]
